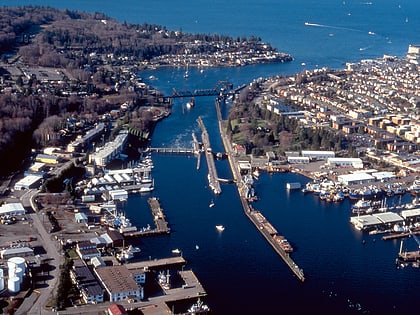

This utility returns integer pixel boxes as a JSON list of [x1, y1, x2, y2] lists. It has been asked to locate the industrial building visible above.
[[337, 173, 376, 186], [350, 212, 404, 231], [94, 265, 144, 302], [0, 202, 26, 216], [301, 150, 335, 160], [14, 174, 43, 190], [287, 156, 310, 164], [326, 157, 363, 169]]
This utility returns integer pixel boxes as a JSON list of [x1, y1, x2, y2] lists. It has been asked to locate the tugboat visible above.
[[187, 298, 210, 314]]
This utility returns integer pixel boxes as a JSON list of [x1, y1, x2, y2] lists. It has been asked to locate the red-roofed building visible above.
[[108, 303, 127, 315]]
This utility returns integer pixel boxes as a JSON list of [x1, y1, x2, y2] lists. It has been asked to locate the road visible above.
[[26, 210, 63, 315]]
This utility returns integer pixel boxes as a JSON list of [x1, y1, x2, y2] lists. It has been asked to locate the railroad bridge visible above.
[[171, 80, 237, 98]]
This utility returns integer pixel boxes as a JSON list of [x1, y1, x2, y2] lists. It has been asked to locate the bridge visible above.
[[149, 147, 196, 154], [171, 80, 234, 98]]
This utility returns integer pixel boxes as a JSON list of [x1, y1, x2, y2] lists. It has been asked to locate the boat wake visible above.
[[304, 21, 362, 33]]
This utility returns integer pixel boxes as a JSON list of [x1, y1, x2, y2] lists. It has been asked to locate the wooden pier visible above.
[[126, 256, 186, 271], [123, 197, 170, 238], [197, 116, 221, 194]]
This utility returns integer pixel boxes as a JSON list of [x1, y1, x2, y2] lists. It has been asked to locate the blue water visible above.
[[3, 1, 420, 314]]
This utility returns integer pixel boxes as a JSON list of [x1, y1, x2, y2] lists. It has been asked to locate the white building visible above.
[[89, 131, 128, 167], [0, 203, 26, 216], [301, 150, 335, 160], [14, 175, 43, 190], [326, 158, 363, 169], [372, 171, 396, 182], [108, 189, 128, 201], [337, 173, 375, 186], [287, 156, 310, 164]]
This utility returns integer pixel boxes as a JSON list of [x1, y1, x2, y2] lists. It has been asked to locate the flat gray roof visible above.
[[373, 212, 404, 224], [350, 215, 382, 227]]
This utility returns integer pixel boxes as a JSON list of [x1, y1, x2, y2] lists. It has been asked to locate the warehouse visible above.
[[326, 157, 363, 169], [0, 203, 26, 216], [14, 174, 43, 190], [301, 150, 335, 160], [337, 173, 375, 186]]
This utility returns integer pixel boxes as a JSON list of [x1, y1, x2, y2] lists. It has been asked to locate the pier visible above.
[[123, 197, 170, 238], [217, 98, 305, 282], [197, 116, 221, 194], [126, 256, 186, 271]]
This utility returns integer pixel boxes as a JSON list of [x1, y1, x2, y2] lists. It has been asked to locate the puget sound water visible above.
[[3, 1, 420, 314]]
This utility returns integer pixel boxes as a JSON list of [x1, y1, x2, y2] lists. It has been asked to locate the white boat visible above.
[[186, 97, 195, 109], [209, 200, 215, 208], [188, 298, 210, 314], [195, 244, 200, 250], [117, 245, 140, 262], [216, 225, 225, 232], [127, 244, 141, 253], [158, 270, 171, 290], [172, 248, 181, 254]]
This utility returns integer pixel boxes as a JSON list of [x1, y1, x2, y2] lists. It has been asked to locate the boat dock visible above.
[[126, 256, 186, 271], [217, 99, 305, 282], [123, 197, 170, 238], [197, 116, 221, 194]]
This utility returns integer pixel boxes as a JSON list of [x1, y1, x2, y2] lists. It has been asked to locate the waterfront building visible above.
[[337, 173, 375, 186], [95, 265, 144, 302], [350, 212, 404, 231], [400, 208, 420, 224], [371, 171, 396, 182]]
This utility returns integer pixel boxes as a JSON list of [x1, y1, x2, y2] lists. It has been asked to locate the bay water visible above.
[[3, 1, 420, 313]]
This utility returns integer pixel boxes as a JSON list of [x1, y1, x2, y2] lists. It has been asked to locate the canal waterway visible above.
[[125, 67, 420, 315], [3, 0, 420, 313]]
